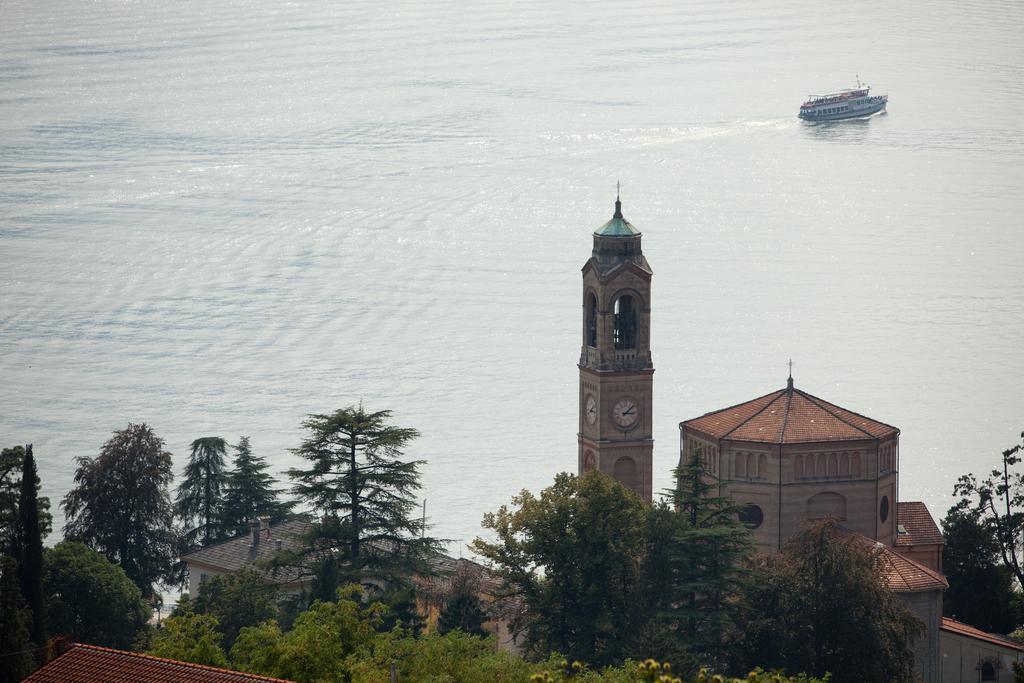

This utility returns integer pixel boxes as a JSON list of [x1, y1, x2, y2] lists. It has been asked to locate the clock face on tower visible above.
[[584, 395, 598, 425], [612, 398, 639, 430]]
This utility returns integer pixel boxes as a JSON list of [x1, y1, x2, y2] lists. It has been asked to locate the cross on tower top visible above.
[[787, 359, 794, 390]]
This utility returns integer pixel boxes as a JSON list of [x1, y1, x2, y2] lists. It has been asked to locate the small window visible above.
[[739, 504, 764, 529], [200, 573, 208, 584], [880, 495, 890, 524], [981, 661, 995, 681]]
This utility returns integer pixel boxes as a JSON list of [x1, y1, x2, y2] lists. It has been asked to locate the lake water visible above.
[[2, 0, 1023, 555]]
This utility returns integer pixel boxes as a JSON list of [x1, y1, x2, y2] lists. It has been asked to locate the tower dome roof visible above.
[[594, 196, 640, 237]]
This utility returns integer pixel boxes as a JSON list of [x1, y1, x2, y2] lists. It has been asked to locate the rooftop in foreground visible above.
[[24, 644, 296, 683]]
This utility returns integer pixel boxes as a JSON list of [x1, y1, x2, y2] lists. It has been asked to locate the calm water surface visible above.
[[2, 0, 1023, 553]]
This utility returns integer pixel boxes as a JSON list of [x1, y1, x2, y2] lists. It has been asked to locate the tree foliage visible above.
[[150, 612, 229, 668], [43, 541, 150, 649], [192, 568, 279, 650], [286, 406, 439, 588], [952, 430, 1024, 590], [17, 445, 46, 648], [0, 445, 51, 557], [941, 505, 1019, 632], [62, 423, 178, 598], [176, 437, 229, 548], [659, 452, 754, 668], [220, 437, 292, 538], [230, 585, 386, 682], [733, 520, 923, 683], [471, 470, 649, 665], [437, 563, 488, 637], [0, 555, 36, 682]]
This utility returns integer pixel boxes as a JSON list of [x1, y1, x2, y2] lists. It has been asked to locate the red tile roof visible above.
[[24, 644, 295, 683], [895, 501, 944, 547], [681, 384, 898, 444], [876, 541, 948, 593], [941, 617, 1024, 651]]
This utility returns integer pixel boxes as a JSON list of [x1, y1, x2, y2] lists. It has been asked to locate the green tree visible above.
[[192, 568, 278, 649], [660, 451, 755, 668], [437, 564, 488, 637], [953, 430, 1024, 590], [941, 506, 1019, 632], [62, 423, 178, 598], [43, 541, 150, 649], [0, 445, 51, 556], [17, 445, 46, 649], [734, 520, 923, 683], [176, 437, 229, 547], [286, 406, 439, 588], [220, 437, 292, 538], [149, 612, 229, 667], [230, 584, 386, 682], [0, 555, 35, 682], [471, 470, 648, 665]]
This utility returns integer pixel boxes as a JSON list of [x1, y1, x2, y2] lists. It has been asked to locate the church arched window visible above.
[[981, 660, 996, 681], [736, 453, 747, 478], [828, 453, 838, 477], [795, 455, 804, 479], [851, 453, 861, 478], [747, 453, 756, 479], [613, 294, 638, 349], [585, 293, 598, 347], [583, 450, 596, 473], [840, 453, 850, 477], [816, 454, 826, 477], [757, 454, 767, 479]]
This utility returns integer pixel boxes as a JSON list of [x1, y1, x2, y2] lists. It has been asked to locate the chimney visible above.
[[259, 516, 271, 541], [250, 519, 261, 546]]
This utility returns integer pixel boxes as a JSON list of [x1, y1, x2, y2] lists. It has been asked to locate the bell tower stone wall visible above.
[[577, 196, 654, 502]]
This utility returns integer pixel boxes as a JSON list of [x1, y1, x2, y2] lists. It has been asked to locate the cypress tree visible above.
[[176, 437, 228, 547], [0, 555, 35, 681], [17, 445, 46, 649]]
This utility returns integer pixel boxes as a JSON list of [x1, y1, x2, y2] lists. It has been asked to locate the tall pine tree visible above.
[[219, 437, 292, 538], [176, 437, 228, 547], [17, 445, 45, 650], [287, 406, 440, 588], [661, 446, 754, 669]]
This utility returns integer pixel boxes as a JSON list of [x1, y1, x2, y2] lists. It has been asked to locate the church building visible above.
[[575, 195, 1023, 683]]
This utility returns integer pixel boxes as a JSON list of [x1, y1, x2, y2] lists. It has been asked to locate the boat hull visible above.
[[799, 97, 887, 121]]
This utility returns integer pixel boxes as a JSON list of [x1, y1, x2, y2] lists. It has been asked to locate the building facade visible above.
[[577, 194, 654, 502]]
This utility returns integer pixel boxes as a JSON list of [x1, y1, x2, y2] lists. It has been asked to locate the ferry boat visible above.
[[799, 79, 887, 121]]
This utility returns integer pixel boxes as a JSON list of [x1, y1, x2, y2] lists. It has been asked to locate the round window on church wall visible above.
[[880, 495, 890, 523], [739, 504, 764, 530]]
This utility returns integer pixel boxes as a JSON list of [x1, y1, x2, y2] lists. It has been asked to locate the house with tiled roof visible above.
[[180, 518, 521, 653], [940, 617, 1024, 682], [23, 643, 295, 683]]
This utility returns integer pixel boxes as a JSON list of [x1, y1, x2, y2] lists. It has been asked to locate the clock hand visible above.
[[624, 407, 636, 416]]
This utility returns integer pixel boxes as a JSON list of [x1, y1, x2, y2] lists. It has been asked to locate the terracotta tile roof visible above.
[[24, 644, 295, 683], [895, 501, 944, 547], [941, 617, 1024, 651], [874, 540, 948, 593], [681, 384, 898, 444], [181, 518, 312, 586]]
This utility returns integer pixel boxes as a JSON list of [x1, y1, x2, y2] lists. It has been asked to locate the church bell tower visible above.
[[578, 192, 654, 502]]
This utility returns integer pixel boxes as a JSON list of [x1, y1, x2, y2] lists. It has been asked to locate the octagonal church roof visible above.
[[681, 380, 898, 444]]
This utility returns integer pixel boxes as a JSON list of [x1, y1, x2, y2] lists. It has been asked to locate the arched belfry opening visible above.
[[578, 190, 654, 503], [613, 294, 637, 349], [585, 292, 598, 347]]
